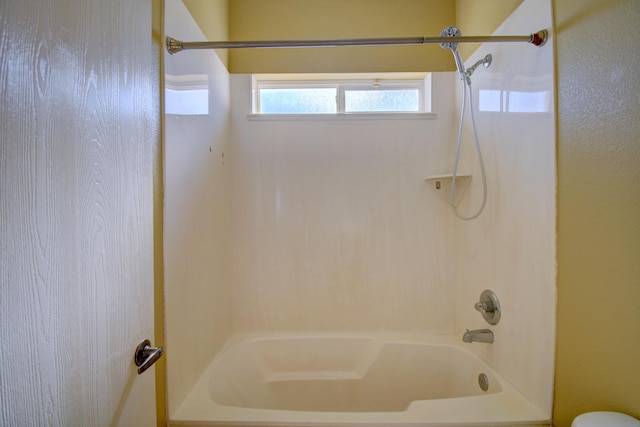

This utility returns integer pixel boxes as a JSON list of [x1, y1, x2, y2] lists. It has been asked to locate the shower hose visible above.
[[451, 76, 488, 220]]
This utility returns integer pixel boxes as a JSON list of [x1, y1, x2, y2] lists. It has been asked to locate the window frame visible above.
[[252, 73, 432, 117]]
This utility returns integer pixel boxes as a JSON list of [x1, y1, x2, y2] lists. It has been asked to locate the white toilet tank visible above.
[[572, 412, 640, 427]]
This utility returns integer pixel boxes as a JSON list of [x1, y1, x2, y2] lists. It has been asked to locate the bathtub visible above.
[[170, 334, 549, 426]]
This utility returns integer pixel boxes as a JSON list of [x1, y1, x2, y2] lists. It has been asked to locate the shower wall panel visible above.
[[230, 73, 457, 333], [452, 0, 556, 417], [164, 0, 232, 415]]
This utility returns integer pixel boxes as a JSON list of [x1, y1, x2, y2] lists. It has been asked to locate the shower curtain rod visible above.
[[166, 29, 548, 54]]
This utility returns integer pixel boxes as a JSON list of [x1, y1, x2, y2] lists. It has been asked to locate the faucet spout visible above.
[[462, 328, 494, 344]]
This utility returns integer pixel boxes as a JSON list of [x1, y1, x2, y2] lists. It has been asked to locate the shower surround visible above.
[[163, 0, 555, 424], [229, 71, 457, 334]]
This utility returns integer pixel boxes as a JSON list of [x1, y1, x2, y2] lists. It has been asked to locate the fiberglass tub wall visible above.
[[164, 0, 233, 416], [228, 72, 458, 333], [452, 0, 556, 418]]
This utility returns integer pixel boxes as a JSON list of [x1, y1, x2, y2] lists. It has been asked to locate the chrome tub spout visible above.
[[462, 329, 494, 344]]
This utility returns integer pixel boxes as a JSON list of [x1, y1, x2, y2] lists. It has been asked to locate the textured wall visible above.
[[0, 0, 159, 425], [553, 1, 640, 425]]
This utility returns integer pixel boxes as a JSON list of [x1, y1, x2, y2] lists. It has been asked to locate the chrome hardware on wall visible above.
[[134, 339, 164, 375], [474, 289, 501, 325], [462, 328, 494, 343]]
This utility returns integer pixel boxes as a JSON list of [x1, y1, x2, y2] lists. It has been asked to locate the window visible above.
[[252, 73, 431, 116], [260, 87, 337, 114]]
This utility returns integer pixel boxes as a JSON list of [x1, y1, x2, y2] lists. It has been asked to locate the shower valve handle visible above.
[[473, 290, 501, 325], [474, 301, 495, 314]]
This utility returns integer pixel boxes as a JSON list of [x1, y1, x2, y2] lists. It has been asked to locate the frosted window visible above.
[[253, 74, 429, 115], [345, 89, 419, 113], [259, 88, 337, 114]]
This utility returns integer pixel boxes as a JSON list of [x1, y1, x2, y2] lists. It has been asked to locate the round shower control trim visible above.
[[474, 289, 501, 325]]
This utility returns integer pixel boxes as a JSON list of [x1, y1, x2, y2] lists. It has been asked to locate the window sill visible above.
[[246, 112, 437, 121]]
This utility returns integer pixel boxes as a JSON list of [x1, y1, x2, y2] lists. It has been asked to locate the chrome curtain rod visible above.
[[166, 30, 548, 54]]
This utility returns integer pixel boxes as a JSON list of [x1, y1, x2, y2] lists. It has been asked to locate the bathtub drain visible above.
[[478, 373, 489, 391]]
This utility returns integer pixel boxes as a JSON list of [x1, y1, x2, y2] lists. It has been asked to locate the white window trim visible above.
[[251, 73, 434, 119], [247, 112, 437, 121]]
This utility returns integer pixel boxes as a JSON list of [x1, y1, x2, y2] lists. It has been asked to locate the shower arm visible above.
[[166, 30, 548, 54], [466, 54, 493, 77]]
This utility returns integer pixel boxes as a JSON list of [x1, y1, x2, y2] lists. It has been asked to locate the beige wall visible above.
[[553, 0, 640, 426], [181, 0, 524, 74], [153, 0, 166, 424], [455, 0, 523, 59], [228, 0, 454, 73], [182, 0, 229, 67]]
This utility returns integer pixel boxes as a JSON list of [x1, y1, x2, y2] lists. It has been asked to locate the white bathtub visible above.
[[170, 334, 549, 426]]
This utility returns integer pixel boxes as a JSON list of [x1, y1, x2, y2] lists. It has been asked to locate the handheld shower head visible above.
[[441, 26, 492, 220], [439, 26, 462, 49], [440, 26, 467, 82], [439, 26, 461, 49]]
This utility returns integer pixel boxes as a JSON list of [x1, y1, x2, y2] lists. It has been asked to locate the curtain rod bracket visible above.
[[166, 37, 184, 55], [530, 29, 549, 47]]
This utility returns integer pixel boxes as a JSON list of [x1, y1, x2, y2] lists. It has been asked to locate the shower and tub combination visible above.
[[171, 334, 547, 426], [171, 293, 540, 426], [164, 0, 556, 425]]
